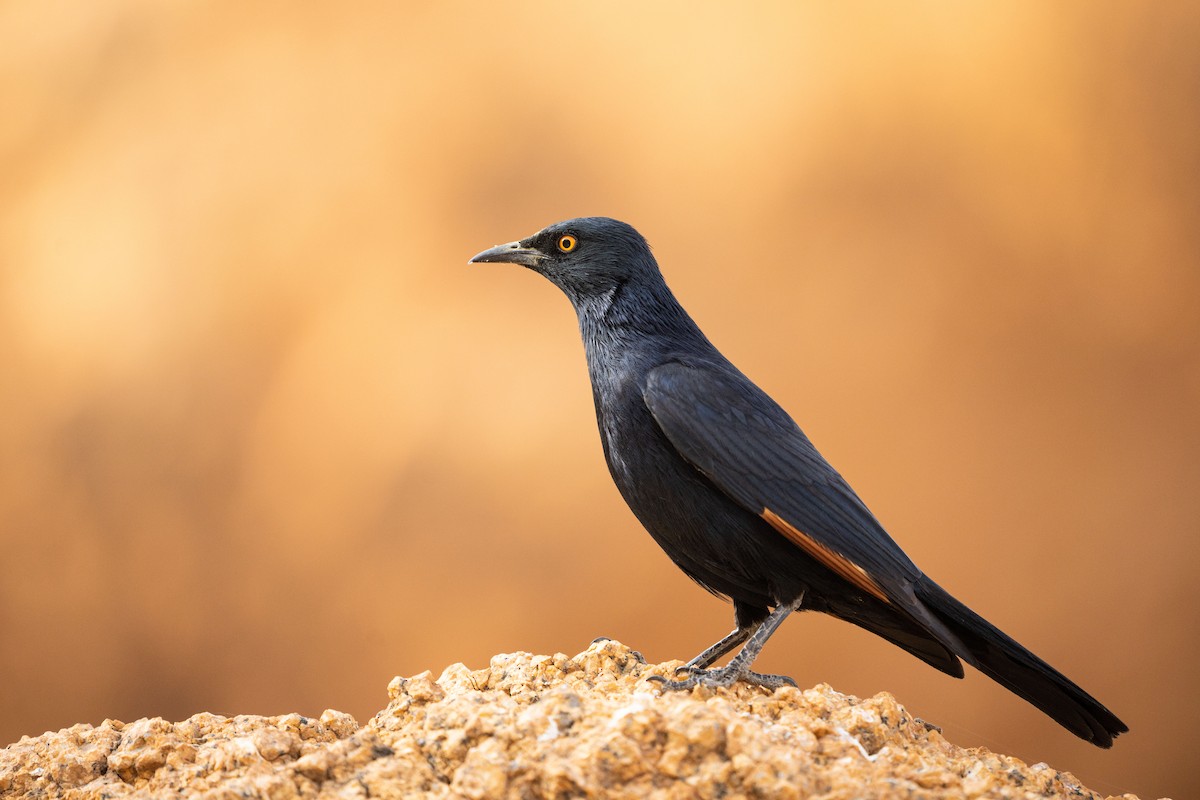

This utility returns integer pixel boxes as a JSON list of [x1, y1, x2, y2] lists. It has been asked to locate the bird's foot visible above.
[[647, 663, 796, 691]]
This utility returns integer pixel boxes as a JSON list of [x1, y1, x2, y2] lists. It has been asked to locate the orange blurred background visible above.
[[1, 3, 1196, 798]]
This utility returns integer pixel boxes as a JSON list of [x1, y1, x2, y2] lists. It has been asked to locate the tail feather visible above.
[[915, 577, 1128, 747]]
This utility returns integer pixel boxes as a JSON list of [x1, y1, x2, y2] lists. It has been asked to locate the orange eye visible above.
[[557, 234, 578, 253]]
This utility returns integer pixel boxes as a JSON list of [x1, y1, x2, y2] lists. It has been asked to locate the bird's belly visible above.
[[603, 416, 806, 607]]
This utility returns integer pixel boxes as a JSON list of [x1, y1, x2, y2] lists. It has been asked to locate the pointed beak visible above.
[[468, 240, 548, 268]]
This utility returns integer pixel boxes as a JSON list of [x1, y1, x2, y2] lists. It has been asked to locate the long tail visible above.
[[915, 577, 1128, 747]]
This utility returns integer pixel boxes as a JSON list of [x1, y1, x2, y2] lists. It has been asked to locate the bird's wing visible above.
[[643, 360, 923, 603]]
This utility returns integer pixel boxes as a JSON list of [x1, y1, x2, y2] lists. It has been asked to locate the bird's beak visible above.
[[468, 240, 547, 268]]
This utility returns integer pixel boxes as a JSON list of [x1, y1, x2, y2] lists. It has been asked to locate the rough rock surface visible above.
[[0, 640, 1148, 799]]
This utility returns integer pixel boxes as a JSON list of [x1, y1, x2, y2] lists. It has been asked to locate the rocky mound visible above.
[[0, 640, 1143, 799]]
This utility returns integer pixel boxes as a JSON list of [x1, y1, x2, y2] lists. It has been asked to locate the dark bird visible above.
[[469, 217, 1127, 747]]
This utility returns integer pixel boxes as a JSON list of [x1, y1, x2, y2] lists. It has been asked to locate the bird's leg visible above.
[[679, 625, 756, 672], [649, 593, 805, 691], [674, 599, 769, 673]]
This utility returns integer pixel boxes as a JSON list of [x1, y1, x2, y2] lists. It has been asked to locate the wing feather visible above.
[[643, 360, 923, 598]]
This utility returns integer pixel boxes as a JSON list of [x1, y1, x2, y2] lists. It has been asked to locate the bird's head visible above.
[[469, 217, 660, 306]]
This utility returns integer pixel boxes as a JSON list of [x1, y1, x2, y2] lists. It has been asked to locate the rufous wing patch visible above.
[[761, 507, 890, 604]]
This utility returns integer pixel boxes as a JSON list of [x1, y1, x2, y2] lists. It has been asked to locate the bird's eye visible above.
[[557, 234, 578, 253]]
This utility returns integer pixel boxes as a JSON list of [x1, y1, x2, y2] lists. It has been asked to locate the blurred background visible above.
[[1, 2, 1196, 798]]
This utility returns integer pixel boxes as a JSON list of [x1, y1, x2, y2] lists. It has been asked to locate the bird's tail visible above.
[[914, 576, 1128, 747]]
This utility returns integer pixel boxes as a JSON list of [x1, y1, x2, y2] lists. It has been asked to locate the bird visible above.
[[469, 216, 1127, 747]]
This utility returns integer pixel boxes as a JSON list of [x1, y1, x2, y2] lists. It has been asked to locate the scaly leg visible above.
[[648, 593, 804, 691]]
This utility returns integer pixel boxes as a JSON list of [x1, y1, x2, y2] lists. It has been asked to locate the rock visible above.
[[0, 640, 1152, 799]]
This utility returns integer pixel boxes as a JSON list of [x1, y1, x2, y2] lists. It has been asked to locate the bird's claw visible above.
[[757, 671, 798, 689], [647, 665, 796, 691]]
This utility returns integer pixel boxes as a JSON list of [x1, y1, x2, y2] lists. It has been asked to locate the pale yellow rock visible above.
[[0, 640, 1161, 799]]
